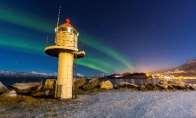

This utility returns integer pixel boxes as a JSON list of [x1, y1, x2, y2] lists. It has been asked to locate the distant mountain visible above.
[[175, 59, 196, 73], [102, 72, 148, 80], [160, 59, 196, 77], [0, 71, 56, 86]]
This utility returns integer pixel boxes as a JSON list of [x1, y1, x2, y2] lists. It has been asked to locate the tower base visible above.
[[55, 52, 74, 99]]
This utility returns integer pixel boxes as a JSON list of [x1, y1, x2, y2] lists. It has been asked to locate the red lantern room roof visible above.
[[64, 18, 72, 27], [57, 18, 78, 33]]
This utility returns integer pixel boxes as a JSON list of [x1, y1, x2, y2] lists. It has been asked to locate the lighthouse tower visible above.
[[45, 19, 85, 99]]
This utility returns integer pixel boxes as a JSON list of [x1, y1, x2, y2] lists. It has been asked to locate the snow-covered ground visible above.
[[1, 91, 196, 118]]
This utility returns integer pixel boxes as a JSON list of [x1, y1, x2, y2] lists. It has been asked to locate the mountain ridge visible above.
[[0, 70, 56, 85]]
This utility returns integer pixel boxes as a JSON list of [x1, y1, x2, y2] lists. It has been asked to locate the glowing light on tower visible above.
[[45, 18, 85, 99]]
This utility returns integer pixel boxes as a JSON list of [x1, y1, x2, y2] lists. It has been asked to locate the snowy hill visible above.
[[0, 71, 56, 85]]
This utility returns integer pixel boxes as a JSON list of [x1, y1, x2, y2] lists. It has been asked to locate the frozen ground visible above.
[[0, 90, 196, 118]]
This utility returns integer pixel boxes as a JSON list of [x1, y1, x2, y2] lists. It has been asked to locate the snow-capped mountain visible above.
[[0, 70, 56, 85]]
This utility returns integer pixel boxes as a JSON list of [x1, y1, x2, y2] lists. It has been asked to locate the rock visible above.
[[3, 90, 17, 97], [31, 79, 56, 98], [43, 79, 56, 90], [0, 81, 8, 94], [32, 90, 53, 98], [158, 80, 169, 89], [118, 82, 138, 89], [189, 84, 196, 90], [171, 83, 186, 89], [83, 78, 100, 90], [158, 79, 187, 90], [157, 84, 168, 89], [168, 80, 186, 90], [144, 84, 160, 90], [39, 79, 56, 97], [74, 78, 86, 89], [100, 80, 113, 90], [73, 78, 87, 96], [12, 82, 41, 94], [138, 85, 146, 90]]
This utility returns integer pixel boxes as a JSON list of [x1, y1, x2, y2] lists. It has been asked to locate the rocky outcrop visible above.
[[74, 78, 87, 89], [1, 76, 195, 99], [117, 82, 138, 89], [32, 90, 53, 97], [2, 90, 17, 97], [157, 79, 188, 90], [169, 80, 186, 89], [42, 79, 56, 90], [100, 80, 113, 90], [11, 82, 41, 94], [189, 84, 196, 90], [158, 80, 168, 89], [82, 78, 100, 90], [0, 81, 8, 94], [32, 79, 56, 97]]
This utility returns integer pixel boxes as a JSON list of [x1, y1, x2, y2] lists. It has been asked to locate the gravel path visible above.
[[0, 90, 196, 118]]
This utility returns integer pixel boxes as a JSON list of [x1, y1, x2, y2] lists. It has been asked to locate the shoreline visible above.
[[0, 90, 196, 118]]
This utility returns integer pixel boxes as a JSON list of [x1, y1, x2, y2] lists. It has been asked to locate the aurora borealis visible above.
[[0, 3, 133, 74], [1, 0, 196, 74]]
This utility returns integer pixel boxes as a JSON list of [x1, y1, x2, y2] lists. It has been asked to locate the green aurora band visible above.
[[80, 34, 134, 71], [0, 7, 134, 73], [0, 8, 53, 33], [0, 34, 112, 73]]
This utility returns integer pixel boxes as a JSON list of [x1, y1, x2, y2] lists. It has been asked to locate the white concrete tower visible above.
[[45, 19, 85, 99]]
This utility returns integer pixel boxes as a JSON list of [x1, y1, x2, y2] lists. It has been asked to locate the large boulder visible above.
[[144, 84, 161, 90], [42, 79, 56, 90], [83, 78, 100, 90], [172, 82, 186, 89], [168, 80, 186, 90], [157, 84, 168, 89], [117, 81, 138, 89], [158, 80, 168, 89], [190, 84, 196, 90], [0, 81, 8, 94], [100, 80, 113, 90], [3, 90, 17, 97], [32, 79, 56, 98], [11, 82, 41, 94], [74, 78, 87, 89], [158, 79, 187, 90], [32, 90, 53, 98]]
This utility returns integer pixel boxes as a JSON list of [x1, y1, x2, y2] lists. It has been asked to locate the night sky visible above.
[[0, 0, 196, 75]]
